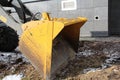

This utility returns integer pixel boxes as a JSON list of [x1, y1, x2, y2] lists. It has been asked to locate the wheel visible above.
[[0, 0, 12, 7], [0, 26, 19, 52]]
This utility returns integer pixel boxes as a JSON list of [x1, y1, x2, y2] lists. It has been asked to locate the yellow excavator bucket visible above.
[[19, 13, 87, 80]]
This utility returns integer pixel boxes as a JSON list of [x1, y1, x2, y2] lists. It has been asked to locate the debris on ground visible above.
[[0, 41, 120, 80]]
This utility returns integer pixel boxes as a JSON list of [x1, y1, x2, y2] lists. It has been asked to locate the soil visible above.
[[0, 41, 120, 80]]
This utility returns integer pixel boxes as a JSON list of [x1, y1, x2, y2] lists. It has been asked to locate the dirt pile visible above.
[[54, 41, 120, 80]]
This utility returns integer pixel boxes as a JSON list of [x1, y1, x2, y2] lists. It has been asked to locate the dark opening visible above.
[[95, 16, 99, 20], [109, 0, 120, 35]]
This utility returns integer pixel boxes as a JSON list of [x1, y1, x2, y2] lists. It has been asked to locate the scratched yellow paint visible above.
[[19, 20, 64, 79]]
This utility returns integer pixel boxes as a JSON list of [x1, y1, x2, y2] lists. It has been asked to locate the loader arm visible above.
[[0, 5, 22, 35]]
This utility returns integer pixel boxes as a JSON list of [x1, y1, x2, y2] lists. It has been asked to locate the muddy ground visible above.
[[0, 41, 120, 80]]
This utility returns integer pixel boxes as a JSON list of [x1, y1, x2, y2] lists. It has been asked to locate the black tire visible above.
[[0, 26, 19, 52], [0, 0, 12, 7]]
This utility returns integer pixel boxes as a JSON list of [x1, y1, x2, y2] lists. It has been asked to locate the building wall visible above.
[[25, 0, 108, 37]]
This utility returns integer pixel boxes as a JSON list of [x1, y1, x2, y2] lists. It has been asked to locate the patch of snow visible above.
[[2, 74, 23, 80], [83, 68, 101, 74], [0, 52, 29, 64], [102, 52, 120, 68], [86, 69, 101, 74], [77, 50, 95, 57]]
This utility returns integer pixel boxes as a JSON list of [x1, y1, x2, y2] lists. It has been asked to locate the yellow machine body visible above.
[[0, 15, 7, 23], [19, 13, 87, 80]]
